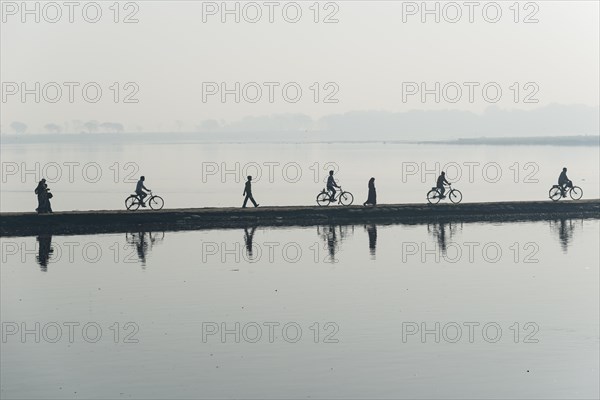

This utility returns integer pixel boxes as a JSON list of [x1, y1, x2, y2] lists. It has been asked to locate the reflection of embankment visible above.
[[2, 200, 599, 237]]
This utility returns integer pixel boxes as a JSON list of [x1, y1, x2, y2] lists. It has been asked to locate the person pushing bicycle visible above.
[[136, 176, 151, 207]]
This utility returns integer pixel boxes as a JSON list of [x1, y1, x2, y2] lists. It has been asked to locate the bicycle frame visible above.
[[324, 187, 343, 204], [433, 185, 452, 197], [135, 191, 152, 204]]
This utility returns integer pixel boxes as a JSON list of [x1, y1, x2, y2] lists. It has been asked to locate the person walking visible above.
[[242, 176, 259, 208]]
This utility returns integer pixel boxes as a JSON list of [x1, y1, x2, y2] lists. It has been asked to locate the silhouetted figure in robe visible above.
[[363, 177, 376, 206], [35, 179, 52, 213]]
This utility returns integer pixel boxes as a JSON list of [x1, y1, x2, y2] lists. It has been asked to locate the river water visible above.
[[1, 141, 599, 211], [1, 218, 598, 399]]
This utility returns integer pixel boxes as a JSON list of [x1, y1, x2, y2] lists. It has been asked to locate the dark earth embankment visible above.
[[1, 200, 599, 237]]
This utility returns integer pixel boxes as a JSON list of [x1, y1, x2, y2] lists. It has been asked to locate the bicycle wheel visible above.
[[449, 189, 462, 204], [339, 191, 354, 206], [548, 187, 562, 201], [125, 195, 140, 210], [427, 189, 440, 204], [316, 192, 331, 206], [570, 186, 583, 200], [149, 195, 164, 210]]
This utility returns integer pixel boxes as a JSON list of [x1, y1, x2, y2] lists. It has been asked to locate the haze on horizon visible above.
[[1, 0, 599, 137]]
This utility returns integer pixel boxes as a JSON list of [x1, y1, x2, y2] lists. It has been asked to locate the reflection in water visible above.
[[427, 222, 462, 255], [243, 226, 257, 259], [36, 235, 53, 271], [549, 219, 582, 253], [317, 225, 354, 263], [365, 225, 377, 259], [125, 232, 165, 266]]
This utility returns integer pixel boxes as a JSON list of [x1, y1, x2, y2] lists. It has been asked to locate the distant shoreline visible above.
[[1, 134, 599, 147]]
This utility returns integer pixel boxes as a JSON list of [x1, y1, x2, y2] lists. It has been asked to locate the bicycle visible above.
[[125, 191, 164, 210], [427, 185, 462, 204], [549, 184, 583, 201], [316, 187, 354, 206]]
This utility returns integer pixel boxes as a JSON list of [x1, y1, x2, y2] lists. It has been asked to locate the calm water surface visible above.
[[1, 142, 599, 211], [1, 219, 598, 399]]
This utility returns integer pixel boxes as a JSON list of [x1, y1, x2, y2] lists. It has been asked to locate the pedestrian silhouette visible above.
[[242, 176, 259, 208], [34, 179, 52, 213], [363, 177, 376, 206]]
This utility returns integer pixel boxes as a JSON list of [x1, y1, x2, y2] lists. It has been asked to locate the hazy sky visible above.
[[1, 0, 599, 132]]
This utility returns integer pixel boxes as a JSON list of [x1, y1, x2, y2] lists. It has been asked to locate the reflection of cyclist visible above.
[[436, 172, 450, 199], [327, 170, 340, 201], [558, 167, 573, 197], [136, 176, 151, 207]]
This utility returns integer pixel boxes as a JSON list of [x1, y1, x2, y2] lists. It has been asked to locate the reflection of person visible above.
[[427, 222, 460, 256], [435, 222, 447, 252], [34, 179, 52, 213], [36, 235, 53, 271], [326, 225, 337, 261], [317, 225, 353, 263], [363, 177, 376, 206], [244, 227, 257, 258], [558, 167, 573, 197], [555, 219, 575, 253], [366, 224, 377, 257], [135, 176, 151, 207], [125, 231, 165, 267], [135, 232, 149, 264], [242, 176, 259, 208], [125, 232, 150, 265]]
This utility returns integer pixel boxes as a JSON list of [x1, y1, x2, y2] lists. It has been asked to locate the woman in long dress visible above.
[[35, 179, 52, 213], [363, 177, 376, 206]]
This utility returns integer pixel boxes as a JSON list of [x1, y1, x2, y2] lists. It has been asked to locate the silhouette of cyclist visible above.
[[558, 167, 573, 197], [136, 176, 151, 207], [436, 171, 450, 199], [327, 170, 340, 201]]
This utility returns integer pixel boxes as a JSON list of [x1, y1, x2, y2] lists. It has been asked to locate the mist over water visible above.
[[2, 142, 599, 212]]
